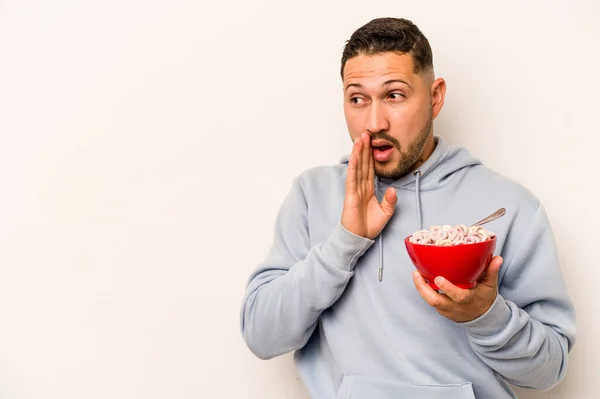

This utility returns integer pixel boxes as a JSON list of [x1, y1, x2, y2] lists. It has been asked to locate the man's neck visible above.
[[410, 134, 437, 173]]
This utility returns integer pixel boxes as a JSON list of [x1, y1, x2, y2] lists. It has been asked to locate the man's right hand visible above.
[[341, 132, 397, 240]]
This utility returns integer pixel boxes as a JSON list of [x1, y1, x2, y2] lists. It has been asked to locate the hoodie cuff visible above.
[[321, 223, 375, 272], [460, 294, 512, 336]]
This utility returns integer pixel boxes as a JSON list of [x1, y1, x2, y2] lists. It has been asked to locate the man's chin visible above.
[[374, 167, 401, 180], [374, 162, 413, 180]]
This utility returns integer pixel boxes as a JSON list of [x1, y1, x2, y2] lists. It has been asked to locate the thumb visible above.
[[379, 187, 397, 218], [480, 256, 503, 288]]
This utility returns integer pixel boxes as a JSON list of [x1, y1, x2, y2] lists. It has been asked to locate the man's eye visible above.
[[350, 97, 365, 104], [389, 93, 405, 100]]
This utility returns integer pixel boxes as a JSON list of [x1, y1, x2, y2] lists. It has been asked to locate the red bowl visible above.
[[404, 236, 496, 290]]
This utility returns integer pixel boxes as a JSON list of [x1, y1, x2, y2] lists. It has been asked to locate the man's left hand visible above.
[[412, 256, 504, 323]]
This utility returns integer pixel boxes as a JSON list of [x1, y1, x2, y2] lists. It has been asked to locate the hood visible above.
[[338, 134, 482, 282]]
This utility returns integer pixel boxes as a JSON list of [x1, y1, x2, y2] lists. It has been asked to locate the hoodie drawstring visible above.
[[375, 177, 384, 281], [375, 170, 423, 282], [414, 169, 423, 231]]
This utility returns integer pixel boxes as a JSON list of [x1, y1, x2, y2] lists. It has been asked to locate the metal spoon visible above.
[[470, 208, 506, 227]]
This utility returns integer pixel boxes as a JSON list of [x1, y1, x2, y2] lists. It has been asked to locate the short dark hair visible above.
[[340, 17, 433, 78]]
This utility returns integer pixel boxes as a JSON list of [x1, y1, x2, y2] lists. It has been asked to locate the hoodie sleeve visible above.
[[240, 176, 374, 360], [461, 203, 576, 390]]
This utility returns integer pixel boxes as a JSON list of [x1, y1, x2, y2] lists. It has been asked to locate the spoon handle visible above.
[[471, 208, 506, 227]]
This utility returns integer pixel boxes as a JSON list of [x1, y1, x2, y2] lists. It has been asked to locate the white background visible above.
[[0, 0, 597, 398]]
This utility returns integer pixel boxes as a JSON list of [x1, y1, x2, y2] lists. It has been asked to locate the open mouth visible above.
[[372, 144, 394, 162]]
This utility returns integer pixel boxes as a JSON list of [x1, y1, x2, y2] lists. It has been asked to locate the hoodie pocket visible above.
[[335, 375, 476, 399]]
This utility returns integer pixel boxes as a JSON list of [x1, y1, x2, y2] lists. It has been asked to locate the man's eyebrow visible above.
[[383, 79, 411, 87], [345, 83, 362, 91], [345, 79, 412, 91]]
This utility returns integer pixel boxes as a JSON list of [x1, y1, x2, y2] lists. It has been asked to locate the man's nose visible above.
[[365, 102, 390, 135]]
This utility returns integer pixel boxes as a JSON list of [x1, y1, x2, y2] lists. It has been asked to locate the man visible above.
[[239, 17, 576, 398]]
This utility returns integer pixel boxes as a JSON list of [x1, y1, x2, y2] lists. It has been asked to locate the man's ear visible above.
[[431, 78, 446, 119]]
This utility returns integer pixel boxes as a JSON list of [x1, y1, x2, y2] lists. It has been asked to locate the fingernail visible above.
[[434, 277, 444, 286]]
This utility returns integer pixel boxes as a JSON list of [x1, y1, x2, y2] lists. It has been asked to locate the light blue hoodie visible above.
[[240, 135, 576, 398]]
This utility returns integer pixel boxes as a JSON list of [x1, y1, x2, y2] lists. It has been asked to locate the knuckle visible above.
[[426, 298, 441, 308], [457, 292, 474, 304]]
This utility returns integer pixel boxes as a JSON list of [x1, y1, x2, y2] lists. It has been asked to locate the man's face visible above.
[[343, 52, 445, 179]]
